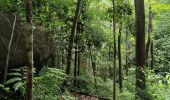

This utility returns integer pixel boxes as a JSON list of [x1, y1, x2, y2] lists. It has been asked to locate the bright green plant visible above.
[[33, 68, 75, 100]]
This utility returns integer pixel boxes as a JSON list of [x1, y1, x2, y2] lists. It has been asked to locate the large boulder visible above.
[[0, 13, 55, 80]]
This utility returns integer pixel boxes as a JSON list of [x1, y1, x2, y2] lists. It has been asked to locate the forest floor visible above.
[[72, 91, 110, 100]]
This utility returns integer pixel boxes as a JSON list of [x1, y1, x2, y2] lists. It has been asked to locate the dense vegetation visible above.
[[0, 0, 170, 100]]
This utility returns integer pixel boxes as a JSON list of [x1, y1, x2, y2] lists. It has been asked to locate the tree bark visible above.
[[146, 6, 152, 66], [150, 41, 153, 69], [90, 48, 97, 93], [118, 25, 123, 92], [73, 45, 78, 87], [3, 14, 17, 85], [125, 26, 129, 76], [65, 0, 82, 75], [77, 49, 81, 88], [112, 0, 116, 99], [24, 0, 33, 99], [61, 48, 65, 70], [134, 0, 146, 99]]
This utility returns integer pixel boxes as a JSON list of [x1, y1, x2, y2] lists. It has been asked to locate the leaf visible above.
[[5, 77, 22, 85], [13, 82, 24, 91], [7, 72, 22, 76]]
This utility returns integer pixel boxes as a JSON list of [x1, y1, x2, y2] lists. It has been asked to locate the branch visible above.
[[3, 14, 17, 84]]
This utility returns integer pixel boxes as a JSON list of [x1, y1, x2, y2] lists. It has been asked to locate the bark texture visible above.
[[24, 0, 33, 99], [134, 0, 146, 99], [118, 25, 122, 92], [112, 0, 116, 99], [146, 6, 153, 66]]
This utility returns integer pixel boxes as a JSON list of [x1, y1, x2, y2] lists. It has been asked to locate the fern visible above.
[[5, 77, 22, 85], [13, 82, 24, 91], [7, 72, 22, 76], [9, 68, 21, 72]]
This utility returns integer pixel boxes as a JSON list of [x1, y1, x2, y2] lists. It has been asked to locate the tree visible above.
[[146, 5, 153, 67], [125, 24, 130, 76], [65, 0, 82, 75], [24, 0, 33, 99], [73, 42, 78, 87], [118, 23, 122, 92], [112, 0, 116, 99], [134, 0, 146, 99]]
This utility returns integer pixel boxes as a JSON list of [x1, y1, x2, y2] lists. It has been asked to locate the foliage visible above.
[[5, 67, 27, 95], [76, 71, 113, 99], [154, 12, 170, 73], [33, 67, 75, 100], [146, 70, 170, 100]]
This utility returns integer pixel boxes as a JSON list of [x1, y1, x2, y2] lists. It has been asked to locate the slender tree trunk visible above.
[[150, 41, 153, 69], [108, 46, 113, 78], [134, 0, 146, 99], [125, 26, 129, 76], [61, 48, 64, 70], [146, 6, 152, 66], [90, 49, 97, 93], [77, 50, 81, 88], [112, 0, 116, 99], [73, 45, 78, 87], [118, 25, 123, 92], [3, 14, 17, 85], [65, 0, 82, 75], [24, 0, 33, 99]]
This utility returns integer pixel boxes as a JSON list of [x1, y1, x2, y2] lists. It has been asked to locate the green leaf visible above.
[[13, 82, 24, 91], [7, 72, 22, 76], [5, 77, 22, 85]]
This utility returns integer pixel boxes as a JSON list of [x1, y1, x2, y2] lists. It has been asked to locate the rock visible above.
[[0, 13, 55, 82]]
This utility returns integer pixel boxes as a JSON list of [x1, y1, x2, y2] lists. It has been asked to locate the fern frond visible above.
[[5, 77, 22, 85], [7, 72, 22, 76], [10, 68, 21, 72], [13, 82, 24, 91]]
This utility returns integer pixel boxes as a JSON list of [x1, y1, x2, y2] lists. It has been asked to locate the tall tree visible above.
[[65, 0, 82, 75], [125, 24, 130, 76], [90, 48, 97, 93], [150, 41, 153, 69], [112, 0, 116, 99], [146, 5, 153, 66], [73, 44, 78, 86], [24, 0, 33, 99], [134, 0, 146, 99], [118, 24, 123, 92], [125, 0, 130, 76]]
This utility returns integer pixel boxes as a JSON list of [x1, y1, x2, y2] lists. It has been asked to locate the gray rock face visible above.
[[0, 13, 55, 80]]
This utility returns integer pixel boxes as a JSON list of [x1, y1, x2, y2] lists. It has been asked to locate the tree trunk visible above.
[[61, 48, 65, 70], [73, 45, 78, 87], [118, 25, 123, 92], [77, 50, 81, 88], [146, 6, 153, 66], [150, 41, 153, 69], [90, 49, 97, 93], [112, 0, 116, 99], [65, 0, 82, 75], [3, 14, 17, 85], [134, 0, 146, 99], [24, 0, 33, 99], [125, 26, 129, 76]]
